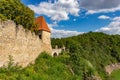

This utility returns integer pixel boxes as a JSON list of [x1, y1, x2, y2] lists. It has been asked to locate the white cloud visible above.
[[28, 0, 80, 21], [96, 16, 120, 34], [51, 29, 83, 38], [29, 0, 120, 20], [87, 6, 120, 14], [113, 17, 120, 21], [79, 0, 120, 14], [48, 23, 83, 38], [98, 15, 111, 20]]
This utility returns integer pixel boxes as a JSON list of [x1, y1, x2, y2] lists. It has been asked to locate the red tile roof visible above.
[[35, 16, 51, 33]]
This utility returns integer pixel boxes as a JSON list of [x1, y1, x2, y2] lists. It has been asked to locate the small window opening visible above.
[[53, 52, 57, 57], [39, 35, 42, 39], [38, 31, 42, 39]]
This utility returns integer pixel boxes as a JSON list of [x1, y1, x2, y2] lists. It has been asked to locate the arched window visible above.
[[53, 52, 57, 57]]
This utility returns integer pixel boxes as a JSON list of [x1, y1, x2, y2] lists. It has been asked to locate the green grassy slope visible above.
[[110, 70, 120, 80], [0, 53, 74, 80], [0, 52, 98, 80]]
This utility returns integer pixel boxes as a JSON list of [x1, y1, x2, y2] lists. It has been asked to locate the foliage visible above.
[[0, 52, 98, 80], [0, 53, 74, 80], [51, 32, 120, 79], [0, 0, 34, 29]]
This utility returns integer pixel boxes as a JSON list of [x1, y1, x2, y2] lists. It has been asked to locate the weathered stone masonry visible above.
[[0, 17, 52, 67]]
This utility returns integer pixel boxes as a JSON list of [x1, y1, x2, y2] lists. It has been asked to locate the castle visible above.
[[0, 16, 52, 67]]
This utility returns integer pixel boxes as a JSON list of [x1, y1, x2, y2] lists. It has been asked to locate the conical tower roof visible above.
[[35, 16, 51, 33]]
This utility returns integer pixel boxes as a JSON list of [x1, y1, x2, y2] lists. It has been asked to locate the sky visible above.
[[21, 0, 120, 38]]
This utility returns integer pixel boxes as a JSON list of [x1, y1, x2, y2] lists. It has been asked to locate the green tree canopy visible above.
[[0, 0, 34, 29], [51, 32, 120, 79]]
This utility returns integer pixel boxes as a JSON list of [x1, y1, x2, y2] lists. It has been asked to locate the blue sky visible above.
[[21, 0, 120, 38]]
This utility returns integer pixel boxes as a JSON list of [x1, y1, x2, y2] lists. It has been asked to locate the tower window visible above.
[[38, 31, 42, 39], [39, 35, 42, 39]]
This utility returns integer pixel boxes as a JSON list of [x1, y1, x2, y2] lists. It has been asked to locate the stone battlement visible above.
[[0, 20, 52, 67]]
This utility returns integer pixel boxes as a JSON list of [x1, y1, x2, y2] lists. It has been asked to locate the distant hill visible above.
[[51, 32, 120, 79]]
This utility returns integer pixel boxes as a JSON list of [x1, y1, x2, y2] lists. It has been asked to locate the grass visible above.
[[110, 69, 120, 80], [0, 52, 108, 80], [0, 53, 76, 80]]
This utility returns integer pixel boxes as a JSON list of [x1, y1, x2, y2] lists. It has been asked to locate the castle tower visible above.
[[35, 16, 52, 53], [35, 16, 51, 44]]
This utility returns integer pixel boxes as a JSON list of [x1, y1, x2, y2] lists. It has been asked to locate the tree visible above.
[[0, 0, 34, 29]]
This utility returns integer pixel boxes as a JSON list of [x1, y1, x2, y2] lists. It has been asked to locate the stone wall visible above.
[[105, 63, 120, 74], [52, 48, 62, 56], [0, 20, 52, 67], [52, 46, 65, 56]]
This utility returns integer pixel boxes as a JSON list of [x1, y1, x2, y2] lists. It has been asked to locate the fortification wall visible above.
[[0, 20, 52, 67]]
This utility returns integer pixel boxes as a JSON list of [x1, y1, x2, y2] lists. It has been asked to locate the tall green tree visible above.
[[0, 0, 34, 29]]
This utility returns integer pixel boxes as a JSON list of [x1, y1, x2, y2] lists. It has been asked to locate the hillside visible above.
[[52, 32, 120, 79]]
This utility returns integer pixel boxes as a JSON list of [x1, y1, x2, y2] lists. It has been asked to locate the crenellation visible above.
[[0, 20, 52, 67], [3, 20, 15, 28]]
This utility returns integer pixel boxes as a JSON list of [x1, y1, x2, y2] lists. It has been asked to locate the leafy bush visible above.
[[0, 0, 34, 30], [0, 52, 75, 80]]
